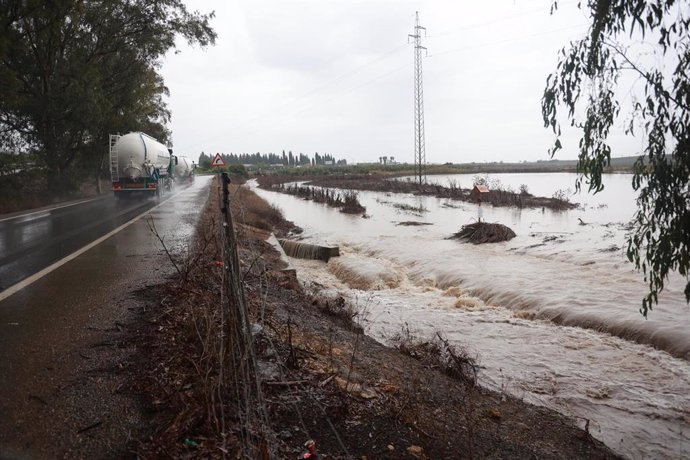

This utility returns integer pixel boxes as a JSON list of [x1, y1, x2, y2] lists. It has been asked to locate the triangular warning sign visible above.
[[211, 153, 225, 167]]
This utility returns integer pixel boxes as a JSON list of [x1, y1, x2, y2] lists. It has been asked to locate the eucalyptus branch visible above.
[[603, 38, 690, 111]]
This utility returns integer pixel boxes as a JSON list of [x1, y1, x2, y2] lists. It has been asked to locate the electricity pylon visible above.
[[408, 11, 427, 186]]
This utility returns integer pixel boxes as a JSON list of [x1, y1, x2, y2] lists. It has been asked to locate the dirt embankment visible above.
[[126, 179, 617, 458]]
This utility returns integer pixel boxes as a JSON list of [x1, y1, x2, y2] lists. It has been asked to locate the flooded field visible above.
[[251, 172, 689, 459]]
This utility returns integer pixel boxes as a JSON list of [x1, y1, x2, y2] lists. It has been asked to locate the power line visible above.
[[292, 44, 407, 102], [428, 24, 588, 58], [425, 1, 579, 40], [190, 25, 585, 159], [173, 6, 589, 157], [240, 26, 588, 147], [196, 63, 410, 154], [175, 44, 408, 152]]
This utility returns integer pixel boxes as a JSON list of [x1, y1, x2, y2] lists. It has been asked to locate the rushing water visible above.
[[251, 173, 690, 459]]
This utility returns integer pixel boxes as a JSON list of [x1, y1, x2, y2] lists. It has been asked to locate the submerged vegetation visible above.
[[257, 173, 576, 211], [262, 181, 366, 214]]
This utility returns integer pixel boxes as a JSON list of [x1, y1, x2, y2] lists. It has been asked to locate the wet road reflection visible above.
[[0, 194, 164, 291], [0, 176, 212, 456]]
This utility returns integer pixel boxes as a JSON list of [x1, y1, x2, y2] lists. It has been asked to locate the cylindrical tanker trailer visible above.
[[173, 156, 195, 183], [109, 132, 174, 197]]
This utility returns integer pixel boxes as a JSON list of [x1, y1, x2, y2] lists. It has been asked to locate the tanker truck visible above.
[[109, 132, 175, 197], [172, 156, 196, 184]]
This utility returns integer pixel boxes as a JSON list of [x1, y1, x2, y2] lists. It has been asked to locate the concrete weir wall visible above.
[[277, 239, 339, 262], [266, 234, 294, 273]]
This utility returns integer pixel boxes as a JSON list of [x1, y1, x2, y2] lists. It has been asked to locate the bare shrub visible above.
[[392, 202, 427, 213], [472, 174, 488, 187], [390, 325, 478, 386], [341, 189, 366, 214], [552, 188, 571, 202]]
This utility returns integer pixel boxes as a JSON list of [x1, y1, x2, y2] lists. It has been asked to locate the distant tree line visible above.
[[197, 150, 347, 169], [0, 1, 216, 195]]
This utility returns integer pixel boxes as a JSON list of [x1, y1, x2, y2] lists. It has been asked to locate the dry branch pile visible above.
[[450, 222, 516, 244]]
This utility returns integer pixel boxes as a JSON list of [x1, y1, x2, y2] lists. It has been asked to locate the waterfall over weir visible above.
[[278, 239, 339, 262]]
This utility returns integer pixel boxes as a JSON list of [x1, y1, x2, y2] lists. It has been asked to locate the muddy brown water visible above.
[[252, 173, 690, 460]]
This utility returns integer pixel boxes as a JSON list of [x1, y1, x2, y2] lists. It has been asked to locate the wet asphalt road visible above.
[[0, 176, 212, 457], [0, 193, 159, 291]]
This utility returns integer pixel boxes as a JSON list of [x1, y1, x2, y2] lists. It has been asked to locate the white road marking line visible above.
[[0, 190, 187, 303], [0, 196, 105, 223]]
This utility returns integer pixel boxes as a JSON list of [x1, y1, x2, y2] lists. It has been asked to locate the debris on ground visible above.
[[396, 221, 433, 226], [450, 221, 516, 244]]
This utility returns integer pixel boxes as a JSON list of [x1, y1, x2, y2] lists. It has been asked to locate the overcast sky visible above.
[[161, 0, 642, 164]]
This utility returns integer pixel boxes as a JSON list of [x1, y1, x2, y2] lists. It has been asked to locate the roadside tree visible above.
[[0, 0, 216, 194]]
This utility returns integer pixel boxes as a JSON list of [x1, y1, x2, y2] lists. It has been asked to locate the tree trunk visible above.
[[96, 152, 106, 195], [46, 159, 63, 196], [43, 132, 70, 196]]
